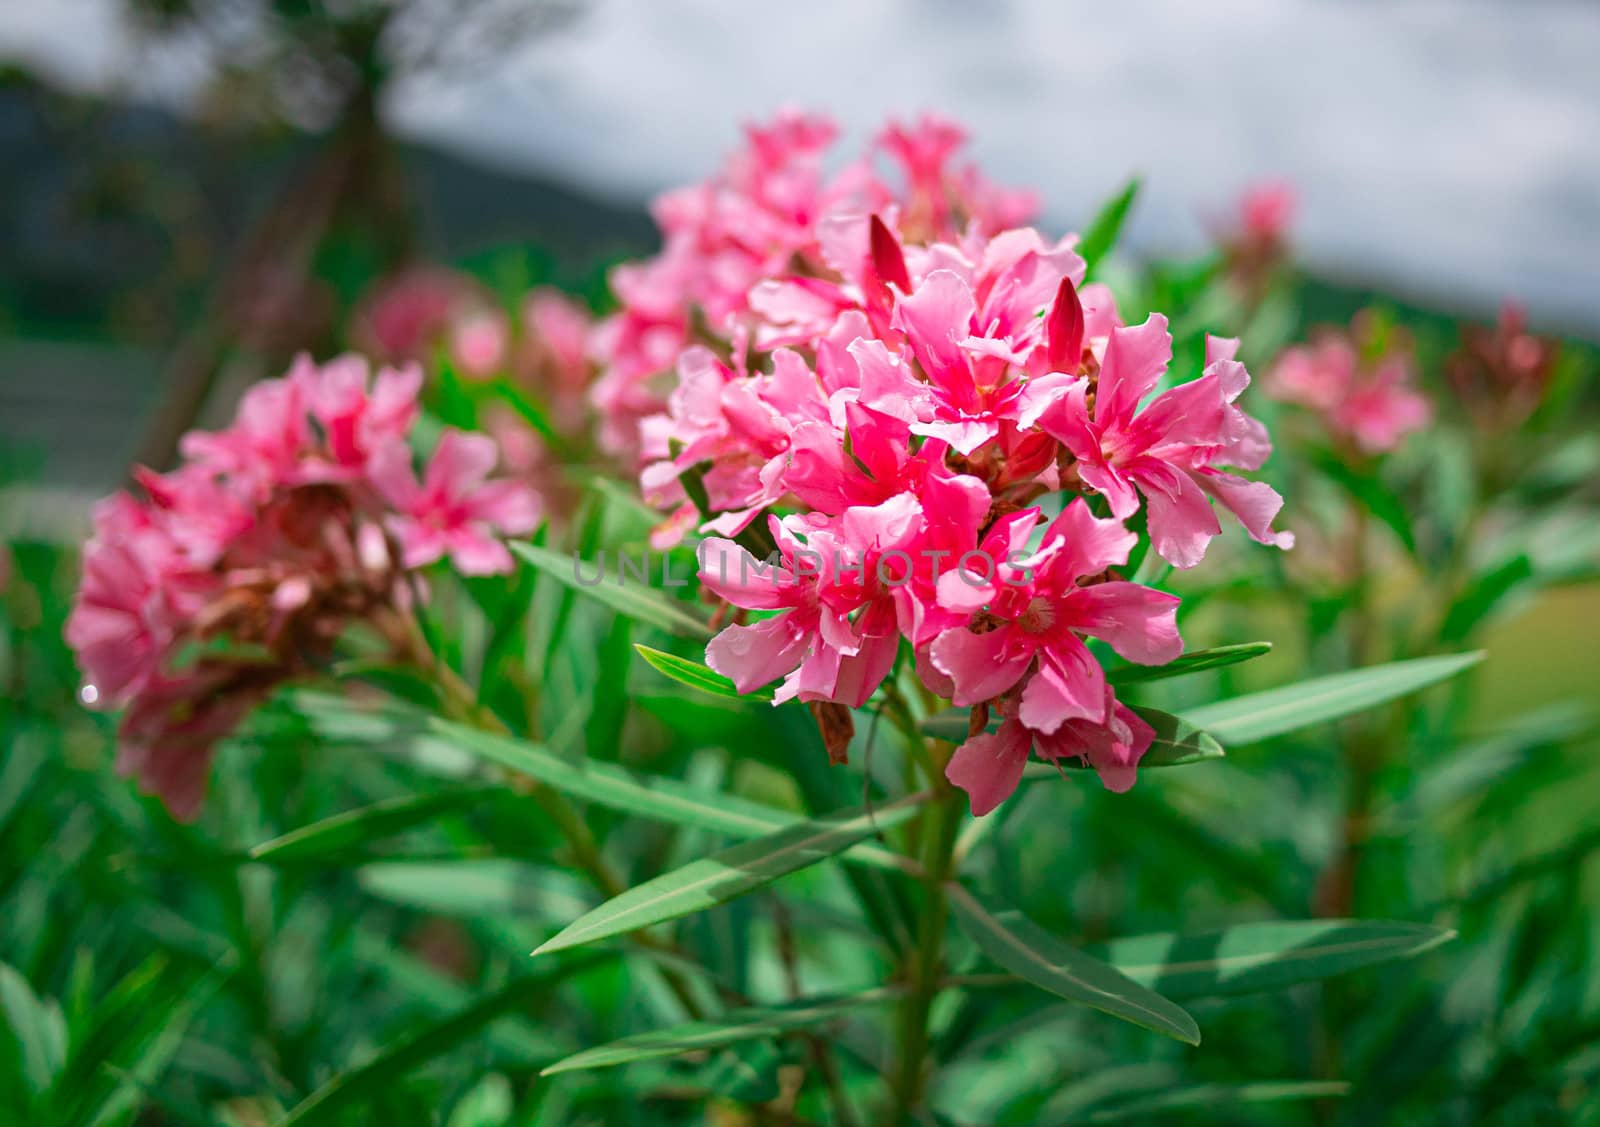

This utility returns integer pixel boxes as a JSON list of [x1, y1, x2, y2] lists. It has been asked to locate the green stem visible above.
[[392, 611, 707, 1018], [889, 745, 963, 1117]]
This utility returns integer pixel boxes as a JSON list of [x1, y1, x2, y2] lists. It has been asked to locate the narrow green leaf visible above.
[[0, 963, 66, 1100], [1136, 708, 1226, 766], [84, 962, 228, 1127], [1183, 652, 1484, 745], [446, 1074, 514, 1127], [427, 716, 914, 875], [1078, 178, 1141, 277], [534, 796, 927, 956], [541, 989, 900, 1075], [54, 955, 230, 1127], [285, 695, 915, 875], [509, 541, 711, 639], [1075, 1080, 1350, 1124], [278, 960, 605, 1127], [1091, 919, 1455, 1000], [947, 885, 1200, 1044], [249, 788, 498, 863], [1106, 642, 1273, 686], [695, 1041, 785, 1104], [1308, 447, 1416, 552], [357, 860, 592, 924], [430, 716, 800, 836], [1440, 554, 1533, 643], [634, 644, 772, 702]]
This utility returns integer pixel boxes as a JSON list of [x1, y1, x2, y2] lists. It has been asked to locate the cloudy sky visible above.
[[5, 0, 1599, 330]]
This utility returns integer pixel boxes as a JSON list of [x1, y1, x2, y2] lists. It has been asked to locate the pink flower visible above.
[[928, 499, 1181, 735], [869, 228, 1086, 455], [67, 353, 535, 817], [372, 429, 541, 575], [700, 514, 897, 709], [876, 114, 1039, 238], [114, 666, 269, 820], [639, 344, 828, 542], [1023, 316, 1294, 568], [945, 690, 1156, 815], [1269, 317, 1432, 454], [1237, 181, 1296, 244], [294, 355, 423, 481], [451, 310, 510, 380], [700, 480, 996, 708], [354, 267, 481, 364], [179, 371, 312, 491], [521, 288, 595, 431], [67, 500, 195, 708], [1446, 302, 1559, 429], [588, 111, 1034, 459]]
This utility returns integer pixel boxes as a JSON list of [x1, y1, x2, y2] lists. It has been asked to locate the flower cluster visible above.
[[1268, 311, 1432, 455], [1445, 302, 1559, 431], [629, 119, 1294, 813], [65, 355, 539, 817], [1214, 180, 1296, 294], [353, 267, 505, 376], [590, 110, 1037, 460]]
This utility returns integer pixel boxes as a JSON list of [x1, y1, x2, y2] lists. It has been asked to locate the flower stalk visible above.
[[890, 739, 964, 1117]]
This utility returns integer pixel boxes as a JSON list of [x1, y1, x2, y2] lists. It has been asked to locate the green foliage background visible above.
[[2, 72, 1598, 1124]]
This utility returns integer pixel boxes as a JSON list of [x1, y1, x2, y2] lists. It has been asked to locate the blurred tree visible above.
[[122, 0, 582, 471]]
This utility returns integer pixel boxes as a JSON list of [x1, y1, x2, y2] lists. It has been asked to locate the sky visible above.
[[5, 0, 1599, 331]]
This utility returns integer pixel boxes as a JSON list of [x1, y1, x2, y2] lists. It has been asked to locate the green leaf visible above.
[[278, 961, 605, 1127], [1308, 447, 1416, 552], [534, 796, 927, 956], [0, 963, 66, 1102], [634, 644, 772, 702], [947, 885, 1200, 1044], [695, 1041, 785, 1104], [83, 963, 226, 1127], [284, 694, 913, 873], [248, 788, 499, 863], [357, 860, 592, 924], [427, 716, 913, 875], [52, 955, 230, 1127], [1092, 919, 1455, 1000], [1078, 178, 1141, 277], [430, 716, 794, 835], [446, 1074, 514, 1127], [1106, 642, 1272, 686], [1074, 1080, 1350, 1124], [1183, 652, 1484, 745], [1440, 554, 1533, 643], [540, 989, 900, 1075], [509, 541, 711, 638]]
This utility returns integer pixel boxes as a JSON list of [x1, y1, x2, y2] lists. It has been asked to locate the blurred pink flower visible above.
[[1446, 301, 1560, 429], [67, 354, 539, 817], [521, 288, 595, 432], [1237, 180, 1297, 244], [450, 310, 510, 380], [354, 267, 478, 364], [1269, 316, 1432, 454], [372, 429, 541, 575]]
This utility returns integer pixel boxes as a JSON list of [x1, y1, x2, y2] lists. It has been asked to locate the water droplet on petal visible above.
[[80, 683, 100, 706]]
